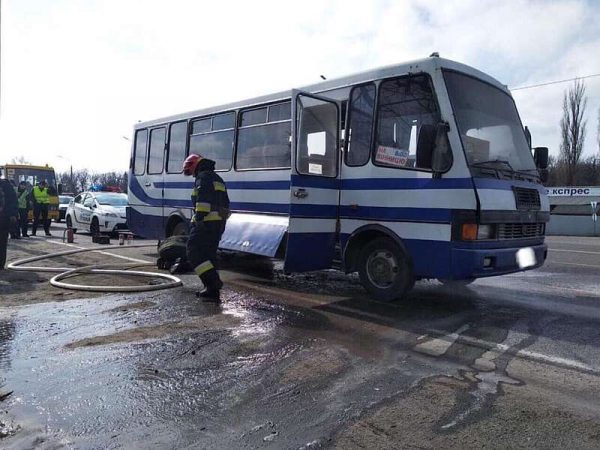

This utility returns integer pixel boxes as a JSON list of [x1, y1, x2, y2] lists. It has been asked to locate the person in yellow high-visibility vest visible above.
[[32, 180, 51, 236]]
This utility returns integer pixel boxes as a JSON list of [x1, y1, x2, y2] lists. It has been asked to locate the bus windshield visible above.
[[443, 71, 537, 177], [10, 167, 58, 194]]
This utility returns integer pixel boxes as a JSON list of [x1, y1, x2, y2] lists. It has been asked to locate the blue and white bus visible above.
[[128, 55, 549, 301]]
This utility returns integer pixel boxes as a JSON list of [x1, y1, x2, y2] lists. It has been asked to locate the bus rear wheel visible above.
[[358, 237, 414, 302]]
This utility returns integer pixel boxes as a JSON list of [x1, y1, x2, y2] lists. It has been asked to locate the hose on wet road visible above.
[[7, 244, 183, 292]]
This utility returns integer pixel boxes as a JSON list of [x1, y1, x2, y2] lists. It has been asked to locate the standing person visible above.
[[182, 154, 230, 302], [8, 180, 20, 239], [16, 181, 31, 238], [0, 177, 19, 270], [32, 180, 51, 236]]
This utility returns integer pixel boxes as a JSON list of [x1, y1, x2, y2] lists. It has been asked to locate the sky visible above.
[[1, 0, 599, 174]]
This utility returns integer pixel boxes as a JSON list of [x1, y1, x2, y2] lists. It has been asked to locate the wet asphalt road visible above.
[[1, 226, 600, 449]]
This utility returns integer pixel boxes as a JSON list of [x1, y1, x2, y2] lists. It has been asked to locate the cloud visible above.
[[1, 0, 599, 173]]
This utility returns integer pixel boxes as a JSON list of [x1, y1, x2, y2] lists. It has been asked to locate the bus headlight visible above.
[[461, 224, 496, 240], [477, 224, 496, 240]]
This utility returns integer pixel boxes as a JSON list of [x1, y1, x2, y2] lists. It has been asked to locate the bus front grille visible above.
[[498, 223, 545, 239], [513, 187, 541, 210]]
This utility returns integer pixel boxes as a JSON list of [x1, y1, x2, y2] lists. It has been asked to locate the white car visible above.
[[57, 195, 74, 222], [66, 191, 128, 235]]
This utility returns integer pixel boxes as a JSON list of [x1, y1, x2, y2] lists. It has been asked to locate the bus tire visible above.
[[358, 237, 414, 302], [171, 221, 189, 237], [66, 215, 77, 234]]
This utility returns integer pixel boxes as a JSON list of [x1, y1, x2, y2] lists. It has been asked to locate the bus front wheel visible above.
[[358, 237, 414, 302]]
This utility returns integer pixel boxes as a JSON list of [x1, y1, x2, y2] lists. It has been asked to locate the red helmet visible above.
[[183, 154, 202, 176]]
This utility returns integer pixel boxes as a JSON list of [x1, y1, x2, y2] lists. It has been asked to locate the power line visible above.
[[511, 73, 600, 91]]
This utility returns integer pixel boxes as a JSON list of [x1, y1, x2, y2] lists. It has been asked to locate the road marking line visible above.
[[425, 330, 600, 375], [414, 324, 470, 357], [45, 239, 152, 264], [546, 261, 600, 269], [551, 249, 600, 256]]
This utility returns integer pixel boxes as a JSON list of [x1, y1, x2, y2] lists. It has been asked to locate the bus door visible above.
[[285, 90, 340, 272], [145, 126, 168, 235]]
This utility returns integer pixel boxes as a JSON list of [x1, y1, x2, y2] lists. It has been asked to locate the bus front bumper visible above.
[[450, 242, 547, 280]]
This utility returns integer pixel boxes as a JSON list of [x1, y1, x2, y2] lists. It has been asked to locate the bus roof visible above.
[[4, 164, 56, 171], [135, 56, 508, 130]]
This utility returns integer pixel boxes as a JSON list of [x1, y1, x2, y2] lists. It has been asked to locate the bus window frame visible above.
[[147, 126, 167, 175], [371, 72, 440, 173], [133, 128, 148, 176], [188, 111, 236, 173], [166, 120, 189, 174], [344, 82, 377, 168], [235, 101, 292, 172], [294, 93, 340, 179]]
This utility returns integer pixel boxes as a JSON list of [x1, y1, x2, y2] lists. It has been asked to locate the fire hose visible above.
[[7, 244, 182, 292]]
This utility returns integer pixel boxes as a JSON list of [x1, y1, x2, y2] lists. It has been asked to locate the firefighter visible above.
[[0, 177, 18, 269], [182, 154, 230, 302], [32, 180, 51, 236]]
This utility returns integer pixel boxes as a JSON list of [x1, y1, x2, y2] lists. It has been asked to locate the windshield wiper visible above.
[[470, 159, 515, 171], [470, 159, 539, 179]]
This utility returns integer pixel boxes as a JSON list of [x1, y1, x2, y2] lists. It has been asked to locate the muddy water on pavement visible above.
[[0, 282, 450, 449], [2, 267, 582, 449]]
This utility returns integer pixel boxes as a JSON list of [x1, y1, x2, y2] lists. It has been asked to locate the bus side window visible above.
[[237, 102, 291, 170], [345, 83, 375, 167], [133, 129, 148, 176], [167, 121, 188, 173], [148, 127, 166, 175], [189, 112, 235, 171], [374, 75, 439, 170]]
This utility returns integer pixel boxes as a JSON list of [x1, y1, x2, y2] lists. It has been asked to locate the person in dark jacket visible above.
[[16, 181, 31, 238], [0, 177, 19, 269], [182, 154, 230, 302], [8, 180, 20, 239]]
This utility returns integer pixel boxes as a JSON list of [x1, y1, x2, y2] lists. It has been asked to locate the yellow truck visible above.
[[0, 164, 60, 221]]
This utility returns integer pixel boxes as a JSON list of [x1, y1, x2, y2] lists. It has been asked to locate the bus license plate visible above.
[[516, 247, 536, 269]]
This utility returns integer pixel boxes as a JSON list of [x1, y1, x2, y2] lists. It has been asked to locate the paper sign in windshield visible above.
[[375, 146, 409, 167]]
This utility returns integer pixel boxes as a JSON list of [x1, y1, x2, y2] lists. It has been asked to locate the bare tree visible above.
[[560, 79, 587, 185]]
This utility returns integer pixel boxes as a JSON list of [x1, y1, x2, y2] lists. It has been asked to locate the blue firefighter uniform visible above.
[[186, 158, 230, 300]]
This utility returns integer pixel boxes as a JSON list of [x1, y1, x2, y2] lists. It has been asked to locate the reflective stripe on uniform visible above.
[[194, 260, 214, 276], [213, 181, 226, 192], [203, 211, 222, 221], [195, 202, 211, 213]]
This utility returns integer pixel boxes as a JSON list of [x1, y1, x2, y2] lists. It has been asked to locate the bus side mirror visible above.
[[533, 147, 548, 170], [417, 123, 453, 173], [58, 183, 63, 195]]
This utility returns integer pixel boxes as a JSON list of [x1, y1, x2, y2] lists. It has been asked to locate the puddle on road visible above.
[[0, 269, 532, 449], [0, 286, 398, 449]]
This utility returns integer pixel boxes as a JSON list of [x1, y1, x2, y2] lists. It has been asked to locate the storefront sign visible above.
[[546, 187, 600, 197]]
